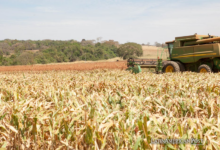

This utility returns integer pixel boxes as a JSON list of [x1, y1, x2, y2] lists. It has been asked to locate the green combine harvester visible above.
[[127, 34, 220, 73]]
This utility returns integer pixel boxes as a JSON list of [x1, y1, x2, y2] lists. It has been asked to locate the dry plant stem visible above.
[[0, 70, 219, 149]]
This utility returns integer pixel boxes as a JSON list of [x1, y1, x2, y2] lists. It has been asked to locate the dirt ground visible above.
[[0, 61, 127, 72]]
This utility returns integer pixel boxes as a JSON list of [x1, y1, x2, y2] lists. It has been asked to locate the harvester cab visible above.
[[167, 42, 173, 59], [127, 34, 220, 73]]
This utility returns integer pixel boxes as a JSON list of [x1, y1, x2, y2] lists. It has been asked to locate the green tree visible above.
[[0, 38, 120, 66], [117, 42, 143, 60], [16, 52, 35, 65], [0, 50, 3, 64]]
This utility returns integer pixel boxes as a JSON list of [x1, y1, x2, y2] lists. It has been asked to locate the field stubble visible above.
[[0, 70, 220, 149]]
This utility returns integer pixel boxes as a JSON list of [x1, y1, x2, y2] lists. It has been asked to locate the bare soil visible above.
[[0, 61, 127, 72]]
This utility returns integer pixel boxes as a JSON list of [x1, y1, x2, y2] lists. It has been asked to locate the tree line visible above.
[[0, 39, 143, 66], [142, 42, 167, 48]]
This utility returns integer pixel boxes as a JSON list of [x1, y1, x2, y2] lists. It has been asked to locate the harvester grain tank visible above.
[[127, 34, 220, 73]]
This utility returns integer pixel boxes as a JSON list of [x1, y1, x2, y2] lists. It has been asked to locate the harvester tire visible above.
[[162, 61, 169, 66], [175, 61, 185, 72], [198, 64, 212, 73], [162, 61, 180, 73]]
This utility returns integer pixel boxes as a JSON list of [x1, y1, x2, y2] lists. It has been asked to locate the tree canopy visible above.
[[0, 39, 146, 66], [117, 42, 143, 60], [0, 39, 119, 66]]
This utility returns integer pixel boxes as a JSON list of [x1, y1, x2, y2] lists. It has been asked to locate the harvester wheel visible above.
[[175, 61, 185, 72], [162, 61, 169, 66], [162, 61, 180, 73], [198, 64, 212, 73]]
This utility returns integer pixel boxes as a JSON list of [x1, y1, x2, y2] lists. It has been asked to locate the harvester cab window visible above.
[[168, 43, 173, 55]]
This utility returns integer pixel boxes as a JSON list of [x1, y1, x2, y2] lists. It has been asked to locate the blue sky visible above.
[[1, 0, 220, 44]]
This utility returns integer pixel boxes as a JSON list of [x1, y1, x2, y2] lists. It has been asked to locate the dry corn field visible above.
[[0, 70, 220, 149]]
